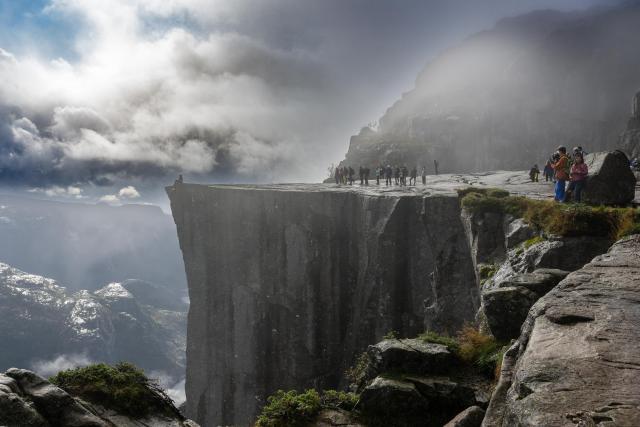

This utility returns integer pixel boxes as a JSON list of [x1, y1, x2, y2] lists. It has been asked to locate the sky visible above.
[[0, 0, 608, 205]]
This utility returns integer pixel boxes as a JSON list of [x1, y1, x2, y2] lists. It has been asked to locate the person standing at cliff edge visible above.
[[434, 159, 439, 175], [566, 152, 588, 203], [385, 165, 393, 186], [551, 146, 569, 201], [421, 167, 426, 185]]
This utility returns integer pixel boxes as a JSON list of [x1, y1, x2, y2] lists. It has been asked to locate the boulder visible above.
[[482, 286, 539, 341], [364, 339, 453, 384], [505, 219, 535, 250], [310, 409, 365, 427], [444, 406, 485, 427], [498, 269, 569, 297], [582, 150, 636, 205], [5, 368, 109, 427], [0, 373, 49, 427], [405, 377, 477, 413], [356, 377, 428, 416], [483, 235, 640, 426]]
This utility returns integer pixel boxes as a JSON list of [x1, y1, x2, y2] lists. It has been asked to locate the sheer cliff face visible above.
[[167, 184, 478, 426]]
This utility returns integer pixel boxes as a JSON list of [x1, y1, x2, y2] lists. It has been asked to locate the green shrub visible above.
[[478, 264, 499, 281], [320, 390, 359, 411], [256, 389, 359, 427], [382, 330, 399, 339], [49, 362, 179, 419], [256, 390, 321, 427], [523, 236, 545, 249], [456, 326, 504, 377], [345, 352, 373, 387], [418, 331, 460, 352]]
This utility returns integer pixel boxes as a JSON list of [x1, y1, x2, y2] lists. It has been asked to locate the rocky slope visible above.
[[168, 183, 480, 426], [0, 368, 198, 427], [484, 235, 640, 426], [338, 3, 640, 173], [0, 262, 187, 380]]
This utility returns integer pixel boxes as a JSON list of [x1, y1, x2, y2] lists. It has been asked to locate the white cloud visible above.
[[99, 194, 119, 204], [149, 370, 186, 406], [118, 186, 140, 199], [28, 185, 84, 199], [31, 353, 94, 377]]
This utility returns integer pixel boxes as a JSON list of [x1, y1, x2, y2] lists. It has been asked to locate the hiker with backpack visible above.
[[543, 160, 554, 182], [566, 152, 588, 202], [551, 146, 569, 202], [529, 164, 540, 182]]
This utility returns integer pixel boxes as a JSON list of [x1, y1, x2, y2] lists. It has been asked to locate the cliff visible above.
[[167, 183, 480, 426], [484, 234, 640, 426]]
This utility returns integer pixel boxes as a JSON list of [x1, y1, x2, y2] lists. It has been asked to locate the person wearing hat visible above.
[[551, 146, 569, 201]]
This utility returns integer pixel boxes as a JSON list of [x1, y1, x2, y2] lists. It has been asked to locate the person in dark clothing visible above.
[[394, 167, 400, 185], [359, 166, 364, 185], [349, 167, 355, 185], [543, 160, 553, 182], [529, 164, 540, 182], [174, 174, 183, 185], [410, 167, 417, 185], [421, 167, 426, 185], [375, 166, 381, 185], [334, 167, 341, 184], [364, 167, 370, 185], [385, 165, 392, 186], [434, 160, 439, 175], [401, 166, 408, 186]]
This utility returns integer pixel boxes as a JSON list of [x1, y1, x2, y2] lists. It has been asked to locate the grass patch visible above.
[[523, 236, 545, 249], [49, 362, 179, 419], [459, 187, 640, 240], [382, 330, 399, 339], [478, 264, 499, 281], [256, 389, 358, 427], [418, 331, 460, 353]]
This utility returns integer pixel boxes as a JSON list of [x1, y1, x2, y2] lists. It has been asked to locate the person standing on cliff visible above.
[[385, 165, 392, 186], [359, 166, 364, 185], [551, 146, 569, 201], [434, 159, 439, 175], [349, 166, 355, 185], [334, 167, 341, 185], [364, 167, 370, 185], [394, 167, 400, 185], [421, 167, 426, 185], [410, 167, 417, 186], [566, 152, 588, 202]]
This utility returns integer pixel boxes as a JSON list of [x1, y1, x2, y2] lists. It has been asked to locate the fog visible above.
[[0, 0, 609, 203]]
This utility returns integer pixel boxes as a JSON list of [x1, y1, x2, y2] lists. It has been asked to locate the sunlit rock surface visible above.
[[483, 235, 640, 426]]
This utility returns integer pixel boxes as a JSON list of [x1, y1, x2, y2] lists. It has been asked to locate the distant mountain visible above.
[[0, 262, 187, 379], [338, 2, 640, 173], [0, 194, 185, 291]]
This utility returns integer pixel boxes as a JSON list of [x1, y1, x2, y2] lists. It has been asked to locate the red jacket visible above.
[[570, 162, 588, 182]]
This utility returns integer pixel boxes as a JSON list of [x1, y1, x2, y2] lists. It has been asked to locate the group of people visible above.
[[335, 163, 438, 187], [529, 146, 588, 202]]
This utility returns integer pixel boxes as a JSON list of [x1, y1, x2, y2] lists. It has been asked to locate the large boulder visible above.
[[483, 235, 640, 426], [582, 150, 636, 205], [483, 269, 569, 341], [444, 406, 486, 427], [356, 377, 428, 417], [482, 286, 538, 341], [356, 339, 453, 389]]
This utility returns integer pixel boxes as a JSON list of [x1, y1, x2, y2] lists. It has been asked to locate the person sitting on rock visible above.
[[566, 152, 588, 203], [551, 146, 569, 201], [529, 164, 540, 182]]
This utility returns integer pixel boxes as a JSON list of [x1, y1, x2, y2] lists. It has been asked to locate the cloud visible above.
[[29, 185, 84, 198], [0, 0, 605, 193], [149, 370, 186, 406], [31, 353, 94, 377], [118, 185, 140, 199]]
